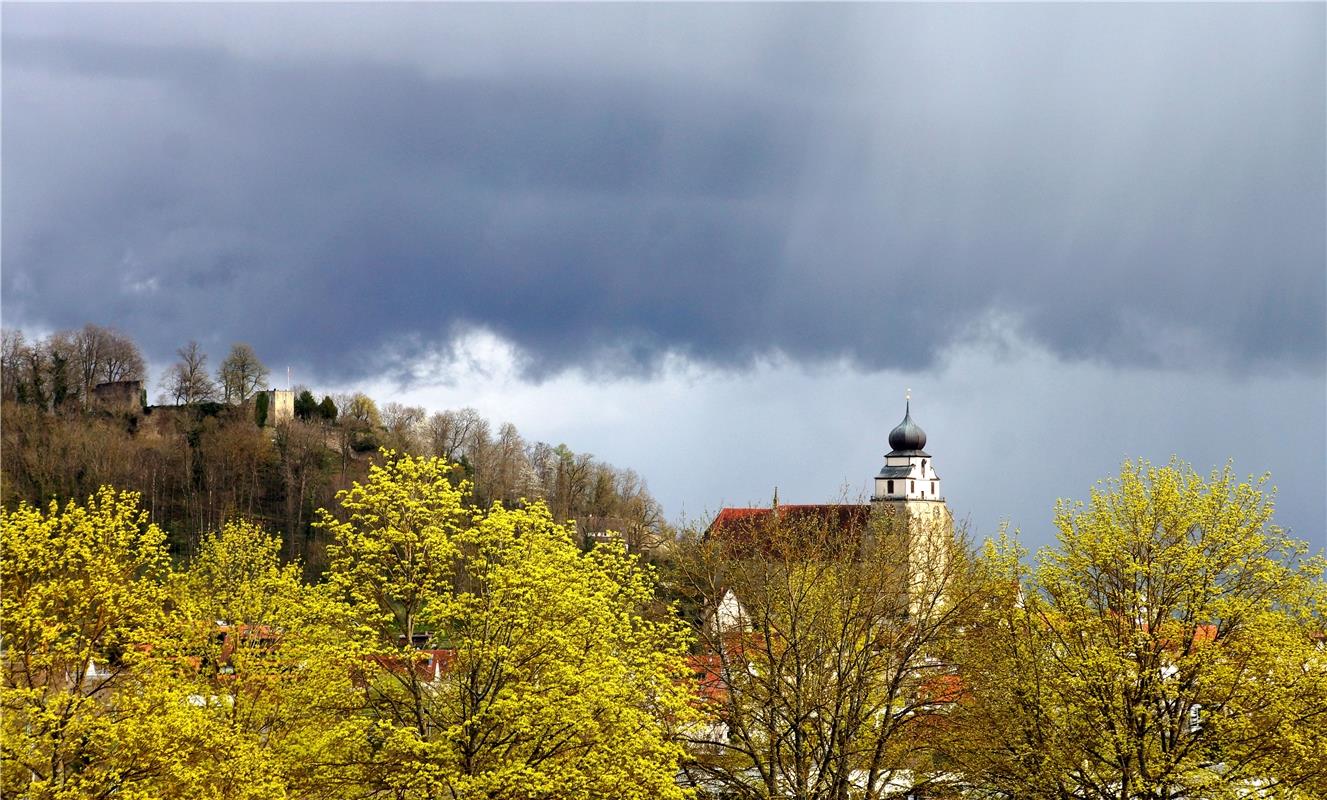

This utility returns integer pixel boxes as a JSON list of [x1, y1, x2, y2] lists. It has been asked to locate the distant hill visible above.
[[1, 325, 666, 574]]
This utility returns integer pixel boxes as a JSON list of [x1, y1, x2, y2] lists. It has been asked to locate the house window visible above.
[[931, 480, 936, 494], [887, 480, 894, 494]]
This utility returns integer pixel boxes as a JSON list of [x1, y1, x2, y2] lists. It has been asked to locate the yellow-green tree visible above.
[[320, 453, 694, 800], [1, 490, 371, 800], [170, 521, 371, 800], [948, 460, 1327, 800], [1, 488, 182, 797]]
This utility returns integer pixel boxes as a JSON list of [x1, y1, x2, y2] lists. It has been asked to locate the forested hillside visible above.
[[0, 324, 666, 573]]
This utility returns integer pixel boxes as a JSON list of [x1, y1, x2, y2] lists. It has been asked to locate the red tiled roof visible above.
[[917, 672, 964, 705], [686, 653, 728, 706], [709, 507, 771, 528], [1086, 614, 1223, 648], [1150, 623, 1220, 654], [364, 648, 459, 682], [705, 504, 872, 557], [707, 504, 870, 536], [709, 504, 870, 529], [718, 631, 767, 660]]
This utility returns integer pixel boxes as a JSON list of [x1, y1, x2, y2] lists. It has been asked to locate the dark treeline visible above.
[[0, 325, 665, 574]]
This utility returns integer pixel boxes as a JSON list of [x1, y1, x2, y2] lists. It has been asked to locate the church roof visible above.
[[706, 504, 870, 540], [877, 465, 915, 478]]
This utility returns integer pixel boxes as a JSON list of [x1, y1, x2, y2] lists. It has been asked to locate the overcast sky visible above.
[[3, 3, 1323, 550]]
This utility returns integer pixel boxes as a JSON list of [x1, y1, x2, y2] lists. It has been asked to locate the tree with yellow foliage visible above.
[[320, 452, 695, 800], [1, 488, 183, 797], [948, 460, 1327, 800], [170, 521, 371, 799], [2, 491, 370, 799]]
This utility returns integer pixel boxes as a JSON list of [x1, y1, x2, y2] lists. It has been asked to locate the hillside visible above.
[[1, 325, 665, 575]]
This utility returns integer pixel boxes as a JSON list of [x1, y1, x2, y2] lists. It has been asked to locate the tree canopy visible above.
[[320, 452, 695, 799], [163, 340, 218, 405], [218, 343, 269, 404], [946, 460, 1327, 800], [293, 389, 318, 420], [2, 458, 695, 799]]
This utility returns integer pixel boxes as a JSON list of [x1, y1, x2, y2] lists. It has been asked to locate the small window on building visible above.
[[887, 480, 894, 494], [910, 480, 914, 492], [931, 480, 936, 494]]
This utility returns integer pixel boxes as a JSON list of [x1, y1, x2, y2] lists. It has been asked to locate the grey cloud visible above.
[[2, 4, 1322, 384]]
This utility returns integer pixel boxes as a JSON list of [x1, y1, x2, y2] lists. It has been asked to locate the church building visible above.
[[706, 396, 954, 607]]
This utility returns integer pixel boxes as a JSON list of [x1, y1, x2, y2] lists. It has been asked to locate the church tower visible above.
[[870, 394, 953, 608], [871, 396, 942, 504]]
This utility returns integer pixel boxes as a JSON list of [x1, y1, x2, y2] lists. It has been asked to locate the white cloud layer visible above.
[[343, 326, 1325, 552]]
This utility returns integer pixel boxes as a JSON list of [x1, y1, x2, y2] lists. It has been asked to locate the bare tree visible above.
[[100, 330, 146, 384], [66, 323, 145, 401], [274, 420, 327, 561], [44, 331, 79, 408], [197, 417, 272, 528], [425, 407, 486, 463], [425, 411, 455, 459], [381, 402, 426, 453], [69, 324, 105, 402], [676, 508, 978, 800], [162, 341, 217, 405], [615, 468, 666, 551], [217, 342, 269, 403], [488, 421, 530, 505], [2, 328, 27, 402], [527, 441, 557, 497], [16, 341, 50, 408], [548, 445, 592, 522]]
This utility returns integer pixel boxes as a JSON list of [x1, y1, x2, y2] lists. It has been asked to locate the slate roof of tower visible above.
[[887, 401, 928, 455]]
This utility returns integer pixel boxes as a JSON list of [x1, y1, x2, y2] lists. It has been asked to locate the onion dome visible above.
[[887, 401, 928, 454]]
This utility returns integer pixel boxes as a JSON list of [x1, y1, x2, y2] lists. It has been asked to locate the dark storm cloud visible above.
[[3, 3, 1323, 382]]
